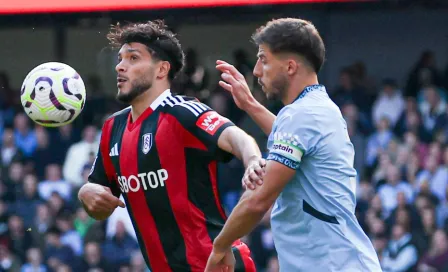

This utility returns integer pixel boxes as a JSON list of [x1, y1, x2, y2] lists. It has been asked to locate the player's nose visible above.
[[253, 60, 262, 78], [115, 61, 126, 73]]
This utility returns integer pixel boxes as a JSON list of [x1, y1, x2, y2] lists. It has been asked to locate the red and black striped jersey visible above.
[[88, 89, 236, 271]]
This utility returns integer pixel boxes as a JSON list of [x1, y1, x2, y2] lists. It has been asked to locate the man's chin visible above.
[[266, 94, 275, 101], [265, 91, 280, 102], [264, 89, 274, 100], [116, 91, 134, 104]]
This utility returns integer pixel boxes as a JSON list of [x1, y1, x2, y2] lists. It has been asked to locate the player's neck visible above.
[[130, 83, 170, 121], [283, 73, 319, 105]]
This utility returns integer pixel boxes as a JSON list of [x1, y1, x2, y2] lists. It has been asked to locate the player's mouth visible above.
[[117, 76, 128, 86], [258, 80, 266, 91]]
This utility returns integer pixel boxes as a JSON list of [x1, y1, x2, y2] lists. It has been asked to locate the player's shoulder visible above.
[[105, 106, 131, 121], [277, 102, 312, 122], [275, 102, 328, 134], [161, 94, 211, 118], [101, 106, 131, 128], [283, 95, 340, 119]]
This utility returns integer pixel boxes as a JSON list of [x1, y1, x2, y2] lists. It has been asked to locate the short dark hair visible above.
[[252, 18, 325, 73], [107, 20, 185, 81]]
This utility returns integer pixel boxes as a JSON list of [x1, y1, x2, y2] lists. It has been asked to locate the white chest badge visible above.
[[142, 133, 153, 154]]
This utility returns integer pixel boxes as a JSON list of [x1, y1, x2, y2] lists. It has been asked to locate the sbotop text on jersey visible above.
[[117, 169, 168, 192]]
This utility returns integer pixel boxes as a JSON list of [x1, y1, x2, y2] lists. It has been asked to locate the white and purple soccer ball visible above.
[[20, 62, 86, 127]]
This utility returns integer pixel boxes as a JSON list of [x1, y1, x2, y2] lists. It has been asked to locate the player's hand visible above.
[[243, 157, 266, 190], [205, 246, 235, 272], [216, 60, 255, 111], [79, 183, 125, 220]]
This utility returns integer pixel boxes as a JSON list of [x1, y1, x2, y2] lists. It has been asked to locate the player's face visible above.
[[115, 42, 156, 104], [253, 44, 289, 101]]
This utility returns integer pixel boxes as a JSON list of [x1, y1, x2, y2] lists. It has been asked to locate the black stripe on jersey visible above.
[[107, 111, 128, 174], [138, 111, 191, 271], [108, 106, 132, 119], [172, 95, 184, 103], [185, 148, 226, 241], [165, 95, 179, 106], [233, 247, 247, 272], [107, 111, 153, 271]]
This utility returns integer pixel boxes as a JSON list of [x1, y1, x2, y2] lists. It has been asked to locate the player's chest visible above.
[[108, 114, 182, 176]]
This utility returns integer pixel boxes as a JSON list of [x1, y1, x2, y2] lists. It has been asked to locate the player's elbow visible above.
[[222, 126, 255, 155], [243, 192, 271, 216]]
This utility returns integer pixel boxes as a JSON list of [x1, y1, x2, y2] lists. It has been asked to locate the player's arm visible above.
[[78, 183, 125, 221], [211, 108, 314, 253], [217, 126, 264, 170], [216, 60, 276, 136], [243, 100, 276, 136], [176, 102, 260, 163], [175, 101, 265, 184], [78, 149, 125, 221], [213, 161, 295, 251], [78, 123, 125, 220]]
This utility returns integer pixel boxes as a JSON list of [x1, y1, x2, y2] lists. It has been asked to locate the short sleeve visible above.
[[174, 100, 235, 162], [88, 125, 121, 198], [88, 148, 107, 185], [267, 108, 317, 170]]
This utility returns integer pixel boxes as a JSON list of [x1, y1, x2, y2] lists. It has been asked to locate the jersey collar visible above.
[[150, 89, 172, 110], [293, 84, 326, 103]]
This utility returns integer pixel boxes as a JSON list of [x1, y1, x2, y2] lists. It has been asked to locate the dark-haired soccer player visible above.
[[206, 18, 382, 272], [78, 20, 260, 272]]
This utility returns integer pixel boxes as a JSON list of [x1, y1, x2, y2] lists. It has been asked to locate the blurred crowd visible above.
[[0, 48, 447, 272]]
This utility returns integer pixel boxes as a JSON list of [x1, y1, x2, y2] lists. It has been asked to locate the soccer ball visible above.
[[20, 62, 86, 127]]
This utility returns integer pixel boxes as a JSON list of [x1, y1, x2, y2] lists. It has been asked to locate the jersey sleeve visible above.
[[88, 124, 121, 198], [267, 107, 319, 170], [174, 100, 235, 162]]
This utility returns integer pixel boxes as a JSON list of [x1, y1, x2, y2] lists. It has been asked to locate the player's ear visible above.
[[156, 61, 171, 79], [287, 58, 298, 76]]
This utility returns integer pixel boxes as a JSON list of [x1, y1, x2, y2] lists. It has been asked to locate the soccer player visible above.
[[78, 20, 261, 272], [205, 18, 382, 271]]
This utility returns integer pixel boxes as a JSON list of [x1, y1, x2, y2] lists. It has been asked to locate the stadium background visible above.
[[1, 0, 448, 271]]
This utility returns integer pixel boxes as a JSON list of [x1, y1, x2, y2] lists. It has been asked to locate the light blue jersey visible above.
[[267, 85, 381, 272]]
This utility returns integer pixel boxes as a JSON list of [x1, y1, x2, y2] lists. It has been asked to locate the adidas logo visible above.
[[109, 143, 119, 157]]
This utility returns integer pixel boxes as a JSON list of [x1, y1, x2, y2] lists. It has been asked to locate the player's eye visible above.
[[131, 55, 138, 61]]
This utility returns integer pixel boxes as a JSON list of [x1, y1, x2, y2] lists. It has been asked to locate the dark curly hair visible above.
[[252, 18, 325, 73], [107, 20, 185, 81]]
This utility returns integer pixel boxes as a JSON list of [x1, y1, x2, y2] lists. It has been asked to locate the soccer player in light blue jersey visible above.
[[205, 18, 382, 272]]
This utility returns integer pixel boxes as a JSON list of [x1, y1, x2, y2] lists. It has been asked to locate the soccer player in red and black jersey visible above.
[[78, 21, 264, 272]]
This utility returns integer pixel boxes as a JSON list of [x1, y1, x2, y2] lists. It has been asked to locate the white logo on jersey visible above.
[[110, 143, 119, 156], [196, 111, 229, 135], [142, 133, 152, 154], [117, 169, 168, 193]]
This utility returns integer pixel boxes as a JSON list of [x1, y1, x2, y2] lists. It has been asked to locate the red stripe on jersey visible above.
[[100, 118, 116, 182], [233, 241, 257, 272], [188, 200, 214, 271], [157, 113, 212, 271], [120, 111, 172, 272], [183, 125, 207, 151], [181, 123, 218, 268], [208, 161, 227, 220], [177, 113, 226, 222]]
